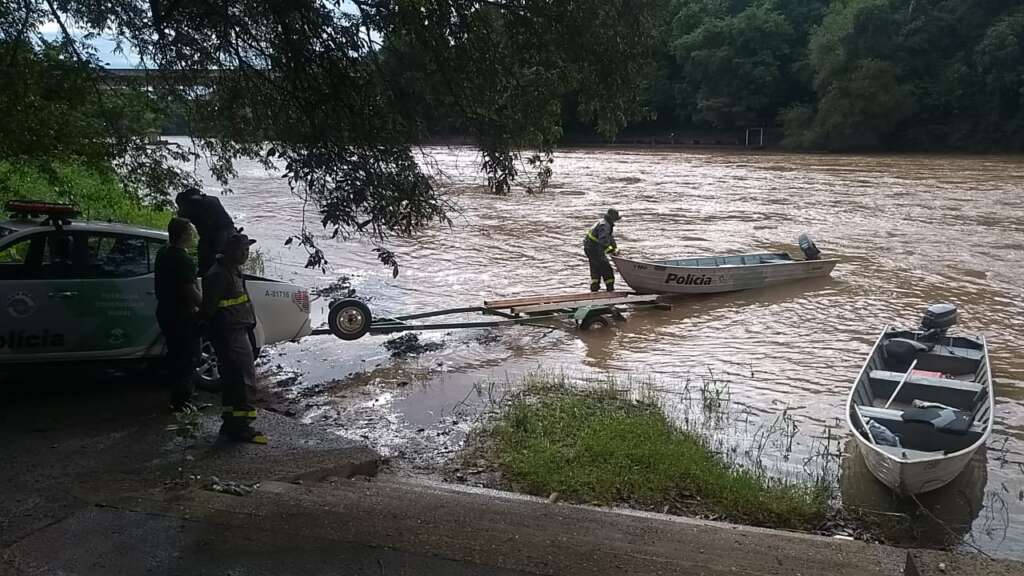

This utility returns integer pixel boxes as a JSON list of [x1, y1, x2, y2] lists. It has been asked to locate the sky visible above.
[[39, 21, 142, 68], [39, 1, 361, 69]]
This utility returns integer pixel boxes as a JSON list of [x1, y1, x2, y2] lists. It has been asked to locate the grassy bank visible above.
[[0, 161, 172, 229], [485, 376, 830, 530]]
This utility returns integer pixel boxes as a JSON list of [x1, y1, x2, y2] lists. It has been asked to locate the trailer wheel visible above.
[[328, 299, 373, 340], [580, 314, 612, 331]]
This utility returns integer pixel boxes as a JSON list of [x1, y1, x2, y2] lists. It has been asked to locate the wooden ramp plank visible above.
[[511, 294, 659, 314], [484, 291, 634, 309]]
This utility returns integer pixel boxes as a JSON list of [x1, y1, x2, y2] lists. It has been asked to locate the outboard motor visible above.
[[798, 233, 821, 261], [883, 303, 958, 370], [919, 303, 958, 343]]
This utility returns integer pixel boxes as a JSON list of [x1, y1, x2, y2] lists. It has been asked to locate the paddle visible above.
[[884, 359, 918, 409]]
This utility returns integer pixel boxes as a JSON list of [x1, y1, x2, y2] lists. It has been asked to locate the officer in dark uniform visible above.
[[199, 232, 266, 444], [154, 217, 202, 411], [175, 187, 236, 276], [583, 208, 621, 292]]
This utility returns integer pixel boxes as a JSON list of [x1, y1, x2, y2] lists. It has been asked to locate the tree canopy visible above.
[[1, 0, 1023, 256], [0, 0, 667, 250]]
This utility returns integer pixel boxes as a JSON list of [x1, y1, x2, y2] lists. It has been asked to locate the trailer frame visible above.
[[312, 292, 669, 341]]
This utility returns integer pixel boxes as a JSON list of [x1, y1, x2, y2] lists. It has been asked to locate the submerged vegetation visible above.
[[482, 372, 833, 530]]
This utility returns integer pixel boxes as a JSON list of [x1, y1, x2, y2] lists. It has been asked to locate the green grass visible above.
[[490, 382, 829, 530], [0, 160, 172, 230]]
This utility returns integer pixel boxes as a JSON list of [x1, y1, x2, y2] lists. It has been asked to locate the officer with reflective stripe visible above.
[[199, 232, 266, 444], [583, 208, 621, 292]]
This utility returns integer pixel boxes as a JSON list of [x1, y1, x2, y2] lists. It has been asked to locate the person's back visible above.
[[154, 218, 202, 411], [176, 188, 236, 274], [154, 244, 195, 316]]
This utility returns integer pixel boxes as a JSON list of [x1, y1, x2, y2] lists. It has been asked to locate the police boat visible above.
[[611, 234, 837, 295]]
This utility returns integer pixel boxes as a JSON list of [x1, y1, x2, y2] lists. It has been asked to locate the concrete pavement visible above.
[[2, 375, 1021, 576], [6, 477, 1023, 576]]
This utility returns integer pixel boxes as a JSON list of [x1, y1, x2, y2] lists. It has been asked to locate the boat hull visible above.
[[853, 433, 980, 494], [611, 255, 837, 295], [845, 328, 993, 496]]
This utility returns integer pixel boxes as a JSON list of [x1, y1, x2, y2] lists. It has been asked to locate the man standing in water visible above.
[[583, 208, 621, 292], [200, 232, 266, 444], [176, 187, 236, 275]]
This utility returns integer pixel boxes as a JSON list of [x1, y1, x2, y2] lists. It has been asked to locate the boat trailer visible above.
[[311, 292, 670, 341]]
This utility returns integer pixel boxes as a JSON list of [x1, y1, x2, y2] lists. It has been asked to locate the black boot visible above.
[[219, 420, 268, 444]]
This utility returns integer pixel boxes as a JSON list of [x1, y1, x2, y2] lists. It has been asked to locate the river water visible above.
[[178, 140, 1024, 559]]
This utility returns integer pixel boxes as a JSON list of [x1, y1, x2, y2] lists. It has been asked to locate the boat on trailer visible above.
[[846, 304, 994, 495], [612, 234, 838, 295]]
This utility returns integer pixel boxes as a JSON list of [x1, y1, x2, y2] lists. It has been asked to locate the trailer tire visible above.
[[580, 314, 612, 331], [328, 299, 373, 341]]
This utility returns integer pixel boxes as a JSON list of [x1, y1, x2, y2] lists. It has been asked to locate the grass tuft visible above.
[[491, 380, 829, 530]]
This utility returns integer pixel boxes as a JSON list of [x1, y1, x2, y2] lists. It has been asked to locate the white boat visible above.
[[846, 304, 994, 495], [611, 234, 837, 295]]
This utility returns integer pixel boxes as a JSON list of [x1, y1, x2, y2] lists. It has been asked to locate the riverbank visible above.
[[3, 367, 1022, 575], [465, 374, 828, 530], [0, 161, 172, 229]]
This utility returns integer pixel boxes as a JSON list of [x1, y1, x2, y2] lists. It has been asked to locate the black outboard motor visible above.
[[798, 233, 821, 261], [919, 303, 958, 343], [883, 303, 958, 370]]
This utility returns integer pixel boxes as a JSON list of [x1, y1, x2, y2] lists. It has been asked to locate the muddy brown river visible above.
[[178, 140, 1024, 559]]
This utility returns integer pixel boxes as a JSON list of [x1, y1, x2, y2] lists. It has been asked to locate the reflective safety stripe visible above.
[[586, 230, 599, 242], [604, 245, 616, 254], [218, 294, 250, 308], [222, 407, 257, 418]]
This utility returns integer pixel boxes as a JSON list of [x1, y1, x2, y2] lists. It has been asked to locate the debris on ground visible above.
[[314, 275, 356, 300], [207, 477, 260, 497], [474, 332, 501, 346], [384, 334, 445, 358]]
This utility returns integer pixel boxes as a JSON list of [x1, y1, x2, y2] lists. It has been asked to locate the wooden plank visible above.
[[484, 291, 634, 309], [510, 294, 659, 314]]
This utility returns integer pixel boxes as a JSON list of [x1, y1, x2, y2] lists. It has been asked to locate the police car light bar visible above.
[[4, 200, 81, 218]]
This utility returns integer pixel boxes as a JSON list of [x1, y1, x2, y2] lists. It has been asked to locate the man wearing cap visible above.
[[583, 208, 621, 292], [199, 232, 266, 444], [176, 187, 236, 276]]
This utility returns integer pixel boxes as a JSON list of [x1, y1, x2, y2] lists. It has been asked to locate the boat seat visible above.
[[901, 407, 973, 435], [868, 370, 981, 410], [857, 405, 984, 452]]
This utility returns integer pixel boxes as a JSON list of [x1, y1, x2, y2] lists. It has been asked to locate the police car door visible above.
[[73, 231, 163, 358], [0, 230, 78, 360]]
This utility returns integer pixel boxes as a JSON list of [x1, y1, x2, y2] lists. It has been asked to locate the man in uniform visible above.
[[199, 232, 266, 444], [176, 187, 236, 275], [154, 217, 202, 411], [583, 208, 621, 292]]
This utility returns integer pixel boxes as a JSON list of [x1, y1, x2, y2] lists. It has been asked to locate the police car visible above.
[[0, 200, 312, 382]]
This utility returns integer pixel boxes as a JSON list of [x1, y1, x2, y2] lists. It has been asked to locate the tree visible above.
[[782, 0, 913, 149], [672, 0, 795, 128], [0, 1, 668, 263]]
